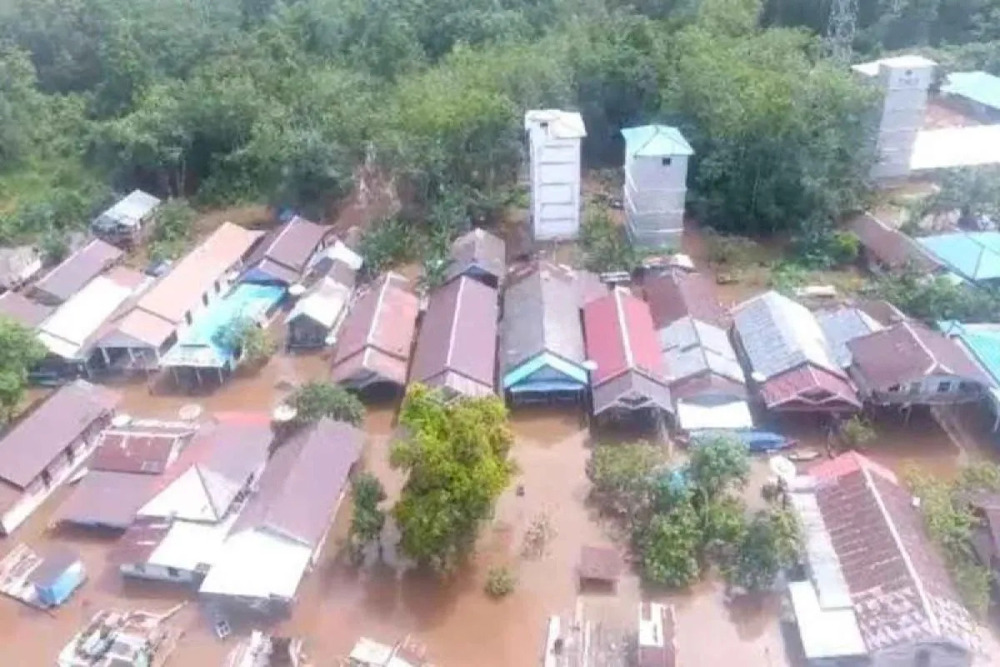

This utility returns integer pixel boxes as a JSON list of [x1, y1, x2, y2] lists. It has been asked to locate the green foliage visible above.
[[149, 199, 196, 262], [350, 472, 387, 556], [288, 381, 365, 426], [358, 217, 418, 278], [791, 224, 860, 269], [484, 566, 517, 597], [391, 384, 515, 572], [687, 434, 750, 500], [839, 415, 876, 449], [913, 166, 1000, 229], [638, 503, 702, 587], [580, 209, 648, 274], [223, 317, 276, 366], [587, 441, 667, 519], [722, 508, 799, 592], [872, 269, 1000, 323], [702, 230, 764, 268], [0, 318, 46, 423]]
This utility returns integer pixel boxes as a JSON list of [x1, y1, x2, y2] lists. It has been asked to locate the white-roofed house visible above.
[[524, 109, 586, 241], [285, 277, 353, 349], [91, 190, 162, 247]]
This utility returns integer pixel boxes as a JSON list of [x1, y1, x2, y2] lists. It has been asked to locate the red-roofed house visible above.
[[583, 288, 671, 419], [847, 321, 990, 405]]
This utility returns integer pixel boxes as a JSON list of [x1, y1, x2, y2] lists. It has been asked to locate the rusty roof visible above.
[[32, 238, 123, 303], [332, 273, 418, 387], [583, 288, 665, 385], [0, 380, 120, 488], [758, 363, 860, 412], [0, 291, 53, 328], [501, 264, 585, 372], [55, 470, 160, 528], [578, 545, 624, 583], [89, 423, 196, 474], [409, 276, 498, 396], [234, 418, 363, 548], [851, 214, 941, 272], [644, 270, 728, 329], [807, 452, 978, 653], [445, 228, 506, 285], [112, 519, 171, 565], [244, 216, 329, 283], [848, 321, 990, 391]]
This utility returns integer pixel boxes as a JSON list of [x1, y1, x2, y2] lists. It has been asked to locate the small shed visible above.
[[578, 545, 624, 588], [91, 190, 162, 246], [28, 549, 86, 608], [285, 277, 352, 348], [0, 245, 42, 292], [445, 228, 507, 289]]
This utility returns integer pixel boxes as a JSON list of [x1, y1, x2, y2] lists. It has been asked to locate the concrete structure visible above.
[[524, 109, 586, 241], [853, 55, 936, 182], [621, 125, 693, 247]]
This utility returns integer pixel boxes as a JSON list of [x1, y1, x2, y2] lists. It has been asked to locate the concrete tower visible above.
[[621, 125, 694, 248], [524, 110, 586, 241], [852, 55, 936, 182]]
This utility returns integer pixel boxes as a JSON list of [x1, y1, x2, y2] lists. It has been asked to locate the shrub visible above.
[[484, 566, 516, 598], [839, 415, 876, 449]]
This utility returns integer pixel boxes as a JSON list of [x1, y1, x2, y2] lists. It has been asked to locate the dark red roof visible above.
[[851, 214, 941, 272], [643, 270, 727, 329], [112, 519, 171, 565], [54, 470, 159, 528], [578, 545, 624, 582], [583, 289, 664, 385], [32, 238, 122, 303], [0, 291, 53, 328], [245, 216, 329, 282], [847, 321, 989, 391], [759, 363, 860, 412], [90, 424, 194, 474], [409, 276, 498, 394]]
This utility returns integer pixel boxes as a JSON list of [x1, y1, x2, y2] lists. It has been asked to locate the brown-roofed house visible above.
[[0, 292, 53, 329], [851, 213, 942, 273], [30, 238, 123, 305], [242, 216, 332, 286], [787, 451, 978, 664], [445, 228, 507, 288], [0, 380, 120, 534], [199, 418, 363, 613], [847, 320, 990, 405], [644, 269, 728, 329], [331, 273, 419, 390], [409, 276, 498, 398]]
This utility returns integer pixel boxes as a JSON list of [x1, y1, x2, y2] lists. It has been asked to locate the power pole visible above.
[[826, 0, 859, 63]]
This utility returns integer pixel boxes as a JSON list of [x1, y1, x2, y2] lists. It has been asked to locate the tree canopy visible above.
[[288, 380, 366, 426], [0, 317, 46, 423]]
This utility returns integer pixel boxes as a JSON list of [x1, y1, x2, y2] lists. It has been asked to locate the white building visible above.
[[524, 109, 586, 241], [852, 55, 936, 182], [621, 125, 694, 247]]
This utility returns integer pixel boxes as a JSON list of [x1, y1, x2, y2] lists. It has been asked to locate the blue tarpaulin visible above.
[[691, 429, 792, 453]]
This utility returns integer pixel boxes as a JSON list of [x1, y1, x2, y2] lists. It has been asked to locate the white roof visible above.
[[198, 528, 313, 600], [350, 638, 395, 665], [524, 109, 587, 139], [851, 54, 937, 77], [910, 125, 1000, 171], [137, 466, 240, 523], [146, 514, 237, 572], [788, 580, 867, 659], [94, 189, 161, 229], [37, 276, 133, 359], [676, 400, 754, 431], [286, 278, 351, 329], [316, 240, 363, 272]]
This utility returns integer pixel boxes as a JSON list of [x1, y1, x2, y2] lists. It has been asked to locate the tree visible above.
[[391, 384, 514, 572], [873, 269, 1000, 323], [149, 199, 196, 262], [687, 435, 750, 501], [349, 472, 387, 558], [587, 441, 666, 520], [0, 318, 46, 423], [580, 208, 651, 273], [839, 415, 876, 449], [223, 317, 276, 366], [722, 508, 799, 592], [638, 501, 702, 587], [288, 381, 365, 426]]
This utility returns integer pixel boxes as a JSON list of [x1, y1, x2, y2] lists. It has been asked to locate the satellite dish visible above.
[[582, 360, 599, 372], [288, 284, 307, 297], [272, 404, 298, 423], [178, 404, 203, 421], [111, 413, 132, 428]]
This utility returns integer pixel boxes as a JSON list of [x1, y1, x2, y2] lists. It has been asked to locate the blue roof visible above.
[[621, 125, 694, 158], [942, 71, 1000, 111], [918, 232, 1000, 282], [938, 321, 1000, 385]]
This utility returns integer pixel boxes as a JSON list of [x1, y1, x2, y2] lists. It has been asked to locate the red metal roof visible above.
[[759, 363, 860, 412], [90, 424, 194, 474], [583, 289, 664, 385]]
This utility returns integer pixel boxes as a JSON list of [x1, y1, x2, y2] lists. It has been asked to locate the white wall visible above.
[[120, 562, 200, 585], [624, 153, 689, 247], [867, 59, 935, 181], [527, 125, 583, 241]]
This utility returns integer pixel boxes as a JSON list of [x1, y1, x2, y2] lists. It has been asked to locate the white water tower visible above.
[[621, 125, 693, 247], [524, 109, 586, 241], [852, 55, 936, 182]]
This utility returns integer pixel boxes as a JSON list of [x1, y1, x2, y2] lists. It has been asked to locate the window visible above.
[[202, 293, 209, 306], [539, 121, 548, 129], [937, 381, 952, 394], [185, 311, 193, 325], [214, 280, 221, 293], [166, 567, 180, 578], [887, 384, 901, 393], [661, 157, 672, 167]]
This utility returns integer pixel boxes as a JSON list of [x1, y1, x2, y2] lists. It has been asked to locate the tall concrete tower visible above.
[[524, 110, 586, 241], [621, 125, 694, 248]]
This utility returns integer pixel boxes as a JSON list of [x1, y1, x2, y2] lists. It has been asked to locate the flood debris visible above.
[[57, 603, 185, 667], [542, 601, 632, 667], [225, 631, 307, 667], [346, 635, 431, 666], [0, 544, 85, 610]]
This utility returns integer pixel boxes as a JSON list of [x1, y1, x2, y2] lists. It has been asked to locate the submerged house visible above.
[[788, 452, 978, 666], [285, 277, 352, 349], [847, 320, 990, 406], [30, 238, 123, 306], [91, 190, 162, 246], [0, 380, 120, 534], [499, 264, 588, 404], [198, 418, 362, 616], [0, 245, 42, 293], [331, 273, 419, 391], [445, 228, 506, 289], [850, 213, 942, 274], [583, 288, 671, 421], [941, 70, 1000, 122], [940, 321, 1000, 430], [409, 276, 498, 398], [732, 292, 860, 414], [241, 216, 331, 286], [644, 270, 729, 330], [53, 421, 198, 530], [93, 222, 262, 372]]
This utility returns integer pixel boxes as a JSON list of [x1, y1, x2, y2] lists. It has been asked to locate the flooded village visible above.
[[5, 53, 1000, 667]]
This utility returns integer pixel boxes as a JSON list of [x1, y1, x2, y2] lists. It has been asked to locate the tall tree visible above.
[[0, 318, 46, 423]]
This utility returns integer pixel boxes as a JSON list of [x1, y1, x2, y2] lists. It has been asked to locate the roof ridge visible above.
[[366, 275, 393, 348], [860, 465, 941, 637], [191, 464, 223, 520], [445, 278, 466, 370], [904, 321, 943, 376], [614, 289, 635, 370]]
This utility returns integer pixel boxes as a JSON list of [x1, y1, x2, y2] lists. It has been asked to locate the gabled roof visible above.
[[939, 321, 1000, 385], [850, 214, 941, 272], [621, 125, 694, 158], [501, 264, 585, 373], [524, 109, 586, 139], [815, 307, 883, 369], [243, 216, 329, 284], [918, 231, 1000, 282], [794, 452, 977, 654], [233, 418, 362, 548], [92, 190, 161, 230], [848, 320, 990, 390], [445, 228, 506, 285], [644, 270, 727, 329], [942, 70, 1000, 111], [583, 288, 665, 385], [32, 239, 122, 303], [409, 276, 498, 397], [286, 277, 351, 329], [659, 316, 745, 397], [0, 380, 120, 488], [0, 292, 53, 328], [37, 276, 135, 360]]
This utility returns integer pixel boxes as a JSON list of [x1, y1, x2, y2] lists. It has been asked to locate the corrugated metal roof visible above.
[[286, 277, 351, 329], [92, 190, 161, 230], [37, 277, 135, 360], [644, 270, 727, 329], [850, 214, 941, 272], [583, 288, 664, 385], [33, 239, 123, 304], [940, 322, 1000, 384], [621, 125, 694, 158], [918, 232, 1000, 282], [0, 292, 53, 328], [942, 71, 1000, 110], [501, 265, 585, 374], [816, 307, 883, 368], [524, 109, 586, 139], [243, 216, 329, 284], [659, 316, 745, 387], [445, 228, 506, 286]]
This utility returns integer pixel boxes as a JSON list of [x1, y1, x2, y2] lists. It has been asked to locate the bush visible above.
[[791, 225, 860, 269], [580, 208, 648, 273], [288, 381, 366, 426], [702, 229, 763, 267], [839, 415, 876, 449], [358, 216, 418, 278], [484, 566, 516, 598], [149, 199, 196, 262]]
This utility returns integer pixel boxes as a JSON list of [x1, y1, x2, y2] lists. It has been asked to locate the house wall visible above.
[[872, 640, 971, 667], [174, 268, 238, 337], [866, 60, 934, 181], [120, 562, 201, 585], [859, 372, 984, 406], [527, 126, 583, 241], [287, 317, 329, 348], [624, 153, 688, 247], [0, 415, 109, 535]]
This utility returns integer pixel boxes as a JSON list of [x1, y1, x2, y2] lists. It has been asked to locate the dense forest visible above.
[[0, 0, 995, 247]]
